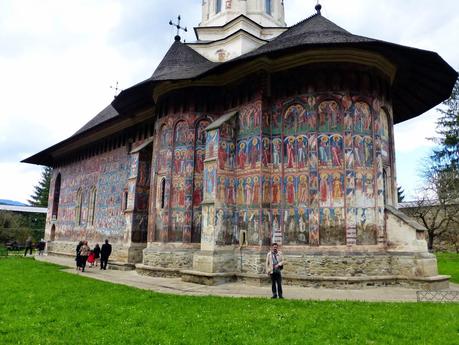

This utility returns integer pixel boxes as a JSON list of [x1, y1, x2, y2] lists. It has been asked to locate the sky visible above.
[[0, 0, 458, 204]]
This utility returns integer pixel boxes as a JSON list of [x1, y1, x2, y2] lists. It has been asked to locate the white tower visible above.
[[187, 0, 287, 62]]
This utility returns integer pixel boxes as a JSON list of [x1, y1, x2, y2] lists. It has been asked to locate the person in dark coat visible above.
[[100, 239, 112, 270], [24, 237, 33, 256], [93, 244, 101, 267], [75, 241, 83, 270]]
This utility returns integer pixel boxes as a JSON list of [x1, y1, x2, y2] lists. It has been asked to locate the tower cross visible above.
[[169, 15, 188, 41], [110, 81, 120, 97]]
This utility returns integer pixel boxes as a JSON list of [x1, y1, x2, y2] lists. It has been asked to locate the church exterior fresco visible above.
[[146, 92, 392, 250], [47, 146, 131, 243]]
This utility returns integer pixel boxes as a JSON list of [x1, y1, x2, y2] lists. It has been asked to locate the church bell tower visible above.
[[187, 0, 287, 62]]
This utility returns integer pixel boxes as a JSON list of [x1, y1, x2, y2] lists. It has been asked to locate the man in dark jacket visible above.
[[24, 237, 33, 256], [100, 239, 112, 270]]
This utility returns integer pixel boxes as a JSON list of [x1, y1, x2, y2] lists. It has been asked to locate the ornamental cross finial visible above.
[[169, 15, 188, 41], [110, 81, 121, 98]]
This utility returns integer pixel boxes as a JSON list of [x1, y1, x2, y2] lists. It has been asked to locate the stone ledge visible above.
[[180, 270, 237, 285], [136, 264, 181, 278], [109, 261, 136, 271]]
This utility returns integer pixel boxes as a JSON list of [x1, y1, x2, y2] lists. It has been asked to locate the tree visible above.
[[397, 186, 405, 203], [28, 167, 52, 207], [431, 77, 459, 172]]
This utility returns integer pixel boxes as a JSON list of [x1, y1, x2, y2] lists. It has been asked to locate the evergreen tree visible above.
[[397, 186, 405, 203], [432, 77, 459, 171], [28, 167, 52, 207]]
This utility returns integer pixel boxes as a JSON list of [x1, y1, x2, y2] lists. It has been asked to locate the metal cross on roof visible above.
[[110, 81, 121, 98], [169, 15, 187, 41]]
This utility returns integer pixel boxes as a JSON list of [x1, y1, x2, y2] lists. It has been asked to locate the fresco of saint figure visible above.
[[226, 177, 235, 204], [285, 136, 296, 169], [332, 173, 344, 199], [331, 135, 343, 167], [272, 176, 281, 204], [218, 142, 227, 170], [319, 173, 331, 206], [297, 175, 308, 204], [193, 180, 202, 206], [263, 177, 270, 203], [353, 135, 364, 168], [237, 141, 247, 169], [272, 138, 282, 167], [250, 137, 259, 169], [364, 136, 374, 167], [318, 135, 331, 167], [252, 176, 260, 204], [285, 175, 296, 205], [262, 137, 271, 167], [297, 135, 307, 168], [236, 178, 245, 205], [245, 177, 253, 206]]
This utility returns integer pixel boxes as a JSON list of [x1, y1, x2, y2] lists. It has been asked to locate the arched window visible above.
[[160, 178, 166, 209], [265, 0, 272, 15], [52, 173, 61, 220], [50, 224, 56, 241], [88, 186, 97, 226], [75, 188, 83, 225], [216, 0, 222, 13]]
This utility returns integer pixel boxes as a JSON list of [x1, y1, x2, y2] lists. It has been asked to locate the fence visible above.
[[417, 290, 459, 303]]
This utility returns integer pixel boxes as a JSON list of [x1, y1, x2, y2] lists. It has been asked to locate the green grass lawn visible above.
[[437, 252, 459, 283], [0, 258, 458, 345]]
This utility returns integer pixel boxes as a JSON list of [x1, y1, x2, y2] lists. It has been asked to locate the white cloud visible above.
[[0, 0, 458, 203]]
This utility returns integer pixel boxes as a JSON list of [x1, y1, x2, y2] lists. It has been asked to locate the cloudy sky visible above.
[[0, 0, 458, 204]]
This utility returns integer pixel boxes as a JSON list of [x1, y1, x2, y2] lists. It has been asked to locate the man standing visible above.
[[266, 243, 284, 299], [100, 239, 112, 270], [24, 236, 33, 256]]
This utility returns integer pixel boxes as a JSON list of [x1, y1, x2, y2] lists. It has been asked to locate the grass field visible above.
[[0, 258, 458, 345], [437, 252, 459, 283]]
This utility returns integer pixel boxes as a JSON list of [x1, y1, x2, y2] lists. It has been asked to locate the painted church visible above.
[[24, 0, 457, 288]]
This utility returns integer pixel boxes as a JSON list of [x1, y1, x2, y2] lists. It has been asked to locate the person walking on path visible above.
[[38, 239, 46, 255], [93, 244, 101, 267], [266, 243, 284, 299], [24, 237, 33, 256], [75, 241, 83, 270], [100, 239, 112, 270], [79, 241, 90, 272]]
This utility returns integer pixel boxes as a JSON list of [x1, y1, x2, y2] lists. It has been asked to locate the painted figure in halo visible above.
[[263, 177, 270, 203], [286, 175, 296, 205], [252, 176, 260, 204], [193, 180, 203, 205], [272, 176, 281, 204], [332, 173, 344, 199], [246, 177, 253, 206], [272, 139, 281, 166], [218, 176, 226, 201], [285, 136, 296, 168], [236, 178, 244, 205], [319, 173, 330, 205], [195, 149, 204, 174], [298, 175, 308, 204], [354, 135, 364, 167], [227, 177, 235, 204], [331, 135, 343, 167], [262, 137, 271, 167], [364, 136, 373, 167], [318, 135, 330, 166], [297, 136, 307, 168], [228, 143, 236, 169], [250, 137, 259, 169], [218, 142, 227, 170], [238, 142, 247, 169]]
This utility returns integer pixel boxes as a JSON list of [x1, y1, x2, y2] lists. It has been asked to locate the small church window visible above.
[[216, 0, 222, 13], [160, 178, 166, 209], [52, 173, 61, 220], [75, 188, 83, 226], [265, 0, 272, 15], [88, 187, 97, 226]]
